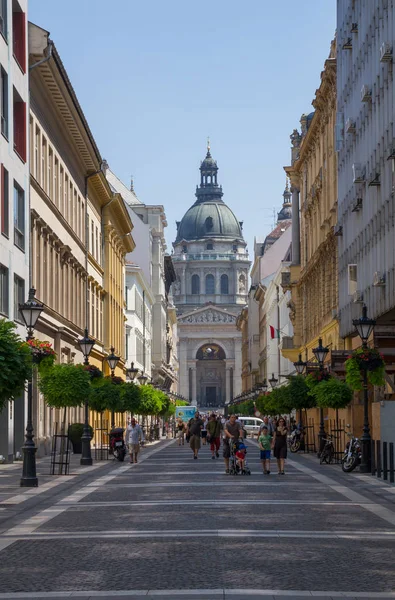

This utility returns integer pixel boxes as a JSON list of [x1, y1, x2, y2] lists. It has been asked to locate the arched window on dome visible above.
[[205, 274, 215, 295], [220, 274, 229, 295], [191, 274, 200, 295]]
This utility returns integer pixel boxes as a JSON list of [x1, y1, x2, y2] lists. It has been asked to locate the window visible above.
[[0, 0, 7, 40], [12, 3, 26, 72], [206, 243, 213, 250], [48, 147, 53, 198], [34, 126, 39, 180], [221, 273, 229, 294], [0, 264, 8, 315], [0, 65, 8, 138], [232, 244, 238, 252], [13, 87, 26, 161], [191, 274, 200, 295], [13, 274, 24, 322], [95, 226, 99, 259], [182, 244, 187, 253], [91, 220, 94, 255], [41, 136, 46, 188], [205, 273, 215, 294], [54, 158, 58, 207], [13, 180, 24, 250], [348, 264, 358, 295], [1, 164, 9, 236]]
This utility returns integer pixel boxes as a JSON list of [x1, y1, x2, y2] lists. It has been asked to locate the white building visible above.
[[173, 144, 250, 407], [0, 0, 29, 461]]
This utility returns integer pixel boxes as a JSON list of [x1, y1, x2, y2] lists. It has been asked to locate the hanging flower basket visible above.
[[82, 364, 103, 381], [305, 370, 332, 388], [345, 347, 385, 391], [26, 338, 56, 371]]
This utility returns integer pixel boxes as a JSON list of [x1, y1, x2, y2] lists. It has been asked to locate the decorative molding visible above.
[[179, 308, 237, 324]]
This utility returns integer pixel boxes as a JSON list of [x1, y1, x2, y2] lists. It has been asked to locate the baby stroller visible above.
[[229, 440, 251, 476]]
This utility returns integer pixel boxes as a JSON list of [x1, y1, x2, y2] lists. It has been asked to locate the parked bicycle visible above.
[[341, 426, 361, 472], [320, 435, 335, 464]]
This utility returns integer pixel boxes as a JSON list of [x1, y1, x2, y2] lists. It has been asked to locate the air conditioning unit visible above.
[[351, 198, 363, 212], [352, 163, 365, 183], [345, 118, 356, 134], [353, 290, 363, 303], [342, 38, 353, 50], [334, 224, 343, 236], [373, 271, 386, 286], [380, 42, 392, 62], [361, 85, 372, 102]]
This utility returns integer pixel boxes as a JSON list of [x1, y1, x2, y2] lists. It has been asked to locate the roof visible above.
[[175, 200, 244, 243]]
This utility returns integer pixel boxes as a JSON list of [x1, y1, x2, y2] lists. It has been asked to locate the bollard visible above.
[[371, 440, 376, 476], [376, 440, 382, 479], [390, 443, 395, 484], [383, 441, 388, 481]]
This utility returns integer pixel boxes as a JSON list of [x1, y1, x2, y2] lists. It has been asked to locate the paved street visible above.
[[1, 440, 395, 599]]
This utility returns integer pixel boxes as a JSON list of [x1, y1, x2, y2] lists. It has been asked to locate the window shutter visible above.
[[13, 11, 26, 72], [0, 164, 4, 234], [14, 100, 26, 162]]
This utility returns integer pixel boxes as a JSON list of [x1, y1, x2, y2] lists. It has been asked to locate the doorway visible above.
[[205, 386, 217, 407]]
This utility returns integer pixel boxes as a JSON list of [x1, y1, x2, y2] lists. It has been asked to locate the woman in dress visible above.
[[272, 416, 288, 474]]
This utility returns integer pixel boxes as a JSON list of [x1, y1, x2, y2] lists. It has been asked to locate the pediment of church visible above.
[[178, 306, 238, 325]]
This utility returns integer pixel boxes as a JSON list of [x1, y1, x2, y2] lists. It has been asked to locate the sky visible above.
[[29, 0, 336, 253]]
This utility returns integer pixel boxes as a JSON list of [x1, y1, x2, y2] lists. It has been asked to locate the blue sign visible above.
[[176, 406, 197, 422]]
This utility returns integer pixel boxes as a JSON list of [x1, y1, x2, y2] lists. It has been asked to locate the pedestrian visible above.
[[125, 417, 142, 464], [201, 415, 208, 445], [176, 417, 186, 446], [207, 413, 221, 459], [259, 425, 272, 474], [259, 415, 274, 436], [272, 416, 288, 474], [223, 413, 243, 474], [235, 443, 247, 472], [187, 411, 204, 459]]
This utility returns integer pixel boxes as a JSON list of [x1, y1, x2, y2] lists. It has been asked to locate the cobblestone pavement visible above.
[[1, 439, 395, 599]]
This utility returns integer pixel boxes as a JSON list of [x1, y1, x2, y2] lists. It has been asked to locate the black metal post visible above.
[[20, 374, 38, 487], [80, 355, 92, 466], [318, 407, 326, 455], [360, 365, 371, 473]]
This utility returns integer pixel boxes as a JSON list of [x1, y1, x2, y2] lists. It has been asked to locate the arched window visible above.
[[191, 274, 200, 295], [220, 274, 229, 294], [205, 274, 215, 294]]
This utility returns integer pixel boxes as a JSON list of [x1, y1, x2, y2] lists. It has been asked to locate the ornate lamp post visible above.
[[353, 305, 376, 473], [269, 373, 278, 389], [293, 354, 307, 426], [19, 288, 44, 487], [106, 347, 120, 427], [137, 372, 148, 386], [77, 329, 95, 466], [312, 338, 329, 454], [126, 361, 139, 381]]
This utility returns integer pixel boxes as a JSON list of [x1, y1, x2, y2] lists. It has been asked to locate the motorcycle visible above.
[[320, 435, 335, 464], [341, 427, 361, 472], [108, 427, 126, 462], [289, 426, 304, 453]]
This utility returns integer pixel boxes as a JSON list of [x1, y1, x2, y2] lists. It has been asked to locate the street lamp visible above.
[[77, 328, 95, 466], [312, 338, 329, 454], [353, 305, 376, 472], [138, 372, 148, 386], [294, 354, 307, 376], [269, 373, 278, 389], [126, 361, 139, 381], [19, 288, 44, 487], [106, 347, 120, 428]]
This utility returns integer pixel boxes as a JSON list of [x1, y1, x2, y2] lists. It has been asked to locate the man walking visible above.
[[223, 413, 243, 474], [187, 411, 204, 459], [207, 413, 221, 459], [126, 417, 142, 464], [258, 415, 274, 438]]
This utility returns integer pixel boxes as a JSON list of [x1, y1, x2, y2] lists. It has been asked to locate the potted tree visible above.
[[0, 319, 32, 414], [68, 422, 93, 454]]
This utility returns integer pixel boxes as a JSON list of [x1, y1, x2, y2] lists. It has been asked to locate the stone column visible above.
[[291, 186, 301, 265], [225, 366, 231, 403], [234, 338, 242, 397], [179, 339, 188, 398], [191, 366, 197, 405]]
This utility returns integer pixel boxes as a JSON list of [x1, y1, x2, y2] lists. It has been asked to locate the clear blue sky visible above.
[[29, 0, 336, 253]]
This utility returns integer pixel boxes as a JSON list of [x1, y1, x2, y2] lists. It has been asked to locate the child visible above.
[[235, 443, 247, 472], [259, 425, 272, 474]]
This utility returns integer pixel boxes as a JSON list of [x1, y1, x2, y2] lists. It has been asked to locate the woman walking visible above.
[[272, 416, 288, 474], [176, 418, 186, 446]]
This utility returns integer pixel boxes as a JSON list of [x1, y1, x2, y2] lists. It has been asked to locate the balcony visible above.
[[172, 253, 249, 262]]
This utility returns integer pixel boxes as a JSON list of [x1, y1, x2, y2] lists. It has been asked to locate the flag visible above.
[[270, 325, 281, 340]]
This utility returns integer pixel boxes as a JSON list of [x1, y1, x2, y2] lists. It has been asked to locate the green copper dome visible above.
[[175, 145, 244, 243], [176, 200, 243, 242]]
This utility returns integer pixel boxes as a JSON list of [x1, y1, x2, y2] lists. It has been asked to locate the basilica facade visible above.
[[172, 144, 250, 408]]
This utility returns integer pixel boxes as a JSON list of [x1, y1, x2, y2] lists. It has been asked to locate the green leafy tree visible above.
[[121, 382, 141, 414], [89, 378, 122, 413], [288, 375, 316, 411], [0, 319, 32, 412], [310, 378, 353, 410], [235, 400, 255, 416], [139, 385, 162, 415]]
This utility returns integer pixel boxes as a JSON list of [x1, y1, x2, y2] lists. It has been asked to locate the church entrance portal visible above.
[[195, 344, 226, 408]]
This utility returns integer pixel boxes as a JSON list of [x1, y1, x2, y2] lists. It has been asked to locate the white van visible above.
[[237, 416, 263, 438]]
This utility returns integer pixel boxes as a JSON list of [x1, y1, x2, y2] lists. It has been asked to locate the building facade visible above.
[[173, 144, 250, 407], [28, 25, 134, 452], [125, 262, 153, 380], [337, 1, 395, 440], [0, 0, 29, 461], [282, 40, 341, 368]]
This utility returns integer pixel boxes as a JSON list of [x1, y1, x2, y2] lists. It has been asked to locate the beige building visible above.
[[28, 24, 134, 452]]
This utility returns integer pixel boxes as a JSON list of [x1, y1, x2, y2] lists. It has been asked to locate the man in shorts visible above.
[[223, 413, 243, 474], [187, 412, 204, 459], [125, 417, 142, 464]]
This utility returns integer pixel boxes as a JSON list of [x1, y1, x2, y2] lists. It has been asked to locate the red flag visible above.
[[270, 325, 275, 339]]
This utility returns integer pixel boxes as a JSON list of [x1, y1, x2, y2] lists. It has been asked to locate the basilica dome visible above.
[[175, 145, 244, 243]]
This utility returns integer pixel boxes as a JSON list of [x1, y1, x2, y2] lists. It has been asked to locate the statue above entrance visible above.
[[196, 343, 226, 360]]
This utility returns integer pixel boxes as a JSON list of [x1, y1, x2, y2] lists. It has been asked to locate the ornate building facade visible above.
[[282, 40, 341, 367], [172, 144, 250, 407]]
